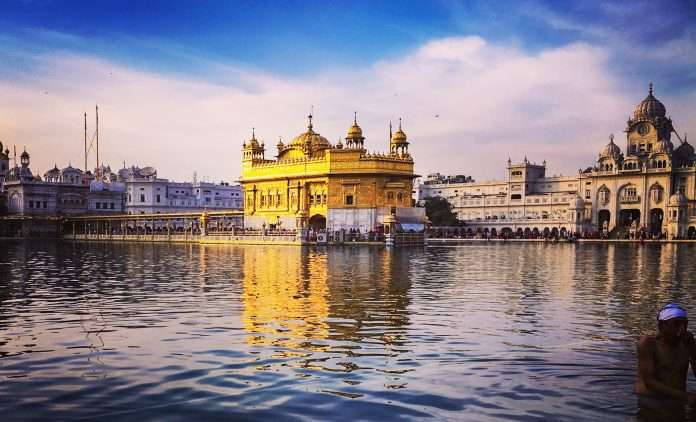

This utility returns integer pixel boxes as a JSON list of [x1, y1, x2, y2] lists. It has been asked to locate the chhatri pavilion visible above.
[[239, 114, 425, 232]]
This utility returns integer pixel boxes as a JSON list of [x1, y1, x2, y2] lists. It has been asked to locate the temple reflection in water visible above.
[[232, 245, 413, 355]]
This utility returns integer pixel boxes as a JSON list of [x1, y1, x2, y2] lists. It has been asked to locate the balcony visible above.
[[619, 195, 640, 204]]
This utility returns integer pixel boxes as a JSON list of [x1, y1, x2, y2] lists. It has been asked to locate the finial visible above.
[[649, 81, 653, 96], [398, 117, 402, 130], [609, 133, 614, 143], [354, 111, 357, 124], [307, 113, 313, 130], [252, 127, 256, 140]]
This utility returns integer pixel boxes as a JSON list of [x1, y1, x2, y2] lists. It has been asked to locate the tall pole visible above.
[[95, 105, 100, 178], [84, 112, 88, 174]]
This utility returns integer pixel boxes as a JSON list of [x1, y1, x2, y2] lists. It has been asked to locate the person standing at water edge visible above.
[[637, 304, 696, 402]]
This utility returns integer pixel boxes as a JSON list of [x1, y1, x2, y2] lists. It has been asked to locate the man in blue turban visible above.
[[637, 303, 696, 403]]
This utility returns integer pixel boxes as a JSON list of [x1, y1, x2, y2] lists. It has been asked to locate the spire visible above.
[[398, 117, 402, 130], [609, 133, 614, 144], [389, 120, 393, 140], [354, 111, 357, 125], [252, 127, 256, 140], [649, 81, 653, 96]]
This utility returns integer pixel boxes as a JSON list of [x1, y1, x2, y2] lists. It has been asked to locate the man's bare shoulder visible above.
[[638, 335, 657, 351]]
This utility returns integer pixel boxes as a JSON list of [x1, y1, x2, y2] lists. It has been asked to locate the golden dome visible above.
[[245, 128, 260, 147], [391, 119, 408, 144], [289, 114, 331, 151], [347, 112, 363, 138]]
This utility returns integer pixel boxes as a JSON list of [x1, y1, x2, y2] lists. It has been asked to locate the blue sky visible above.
[[1, 0, 695, 181]]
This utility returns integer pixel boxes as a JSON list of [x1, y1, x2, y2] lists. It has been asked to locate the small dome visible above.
[[633, 83, 666, 120], [600, 135, 622, 159], [674, 141, 694, 159], [245, 128, 261, 147], [347, 123, 363, 138], [391, 119, 408, 144], [669, 192, 687, 206], [117, 168, 132, 180], [62, 164, 81, 173], [20, 150, 29, 159], [347, 113, 363, 138]]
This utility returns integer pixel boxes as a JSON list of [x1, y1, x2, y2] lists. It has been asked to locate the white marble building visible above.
[[416, 84, 696, 238], [118, 166, 242, 214]]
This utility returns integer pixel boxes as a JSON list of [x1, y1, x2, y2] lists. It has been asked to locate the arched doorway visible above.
[[516, 228, 523, 238], [688, 226, 696, 239], [308, 214, 326, 231], [551, 227, 559, 237], [543, 227, 550, 237], [532, 228, 540, 237], [501, 227, 512, 238], [490, 228, 498, 238], [598, 210, 611, 232], [649, 209, 664, 236], [524, 228, 531, 238], [619, 209, 640, 227]]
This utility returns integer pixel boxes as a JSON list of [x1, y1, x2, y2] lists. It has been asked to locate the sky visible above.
[[1, 0, 695, 183]]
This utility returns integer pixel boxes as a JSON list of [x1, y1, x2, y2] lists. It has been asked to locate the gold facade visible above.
[[240, 115, 417, 230]]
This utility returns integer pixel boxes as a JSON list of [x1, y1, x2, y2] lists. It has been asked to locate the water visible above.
[[1, 240, 696, 421]]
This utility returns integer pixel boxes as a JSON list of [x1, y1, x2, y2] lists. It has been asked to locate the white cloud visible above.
[[0, 35, 693, 183]]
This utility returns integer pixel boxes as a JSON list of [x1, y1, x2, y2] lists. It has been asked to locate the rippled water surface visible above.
[[2, 241, 696, 421]]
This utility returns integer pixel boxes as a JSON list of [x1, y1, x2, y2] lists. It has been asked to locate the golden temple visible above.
[[240, 113, 424, 232]]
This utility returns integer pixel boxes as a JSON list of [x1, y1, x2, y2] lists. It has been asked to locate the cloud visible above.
[[0, 34, 694, 184]]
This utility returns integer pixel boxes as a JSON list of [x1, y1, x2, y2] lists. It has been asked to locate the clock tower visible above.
[[625, 82, 674, 158]]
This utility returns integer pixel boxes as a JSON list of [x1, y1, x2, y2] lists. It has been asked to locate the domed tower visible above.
[[276, 137, 285, 158], [625, 83, 674, 159], [242, 128, 265, 162], [20, 148, 30, 168], [288, 114, 331, 157], [390, 118, 410, 157], [345, 112, 365, 150], [597, 134, 622, 172]]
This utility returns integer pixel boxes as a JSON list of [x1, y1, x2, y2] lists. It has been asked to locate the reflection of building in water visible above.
[[241, 247, 329, 346], [416, 84, 696, 238], [239, 114, 425, 231], [240, 246, 413, 353]]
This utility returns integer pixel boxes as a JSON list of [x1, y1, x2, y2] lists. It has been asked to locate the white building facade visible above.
[[416, 85, 696, 239], [118, 166, 243, 214]]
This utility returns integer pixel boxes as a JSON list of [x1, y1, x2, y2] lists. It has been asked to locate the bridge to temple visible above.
[[64, 210, 245, 238]]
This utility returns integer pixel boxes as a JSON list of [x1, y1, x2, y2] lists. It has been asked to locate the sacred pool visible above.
[[1, 240, 694, 421]]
